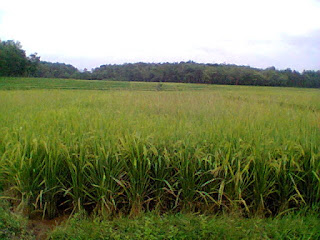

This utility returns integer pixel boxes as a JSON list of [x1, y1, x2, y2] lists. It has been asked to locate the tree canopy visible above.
[[0, 40, 29, 76]]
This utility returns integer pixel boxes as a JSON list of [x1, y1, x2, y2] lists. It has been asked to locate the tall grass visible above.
[[0, 85, 319, 218]]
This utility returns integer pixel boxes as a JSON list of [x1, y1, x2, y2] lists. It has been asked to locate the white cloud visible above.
[[1, 0, 320, 70]]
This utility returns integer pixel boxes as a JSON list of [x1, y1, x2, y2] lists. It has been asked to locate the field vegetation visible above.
[[0, 78, 319, 222], [47, 212, 320, 240], [0, 77, 208, 91]]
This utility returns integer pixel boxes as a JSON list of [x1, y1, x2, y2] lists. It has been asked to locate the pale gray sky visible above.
[[1, 0, 320, 71]]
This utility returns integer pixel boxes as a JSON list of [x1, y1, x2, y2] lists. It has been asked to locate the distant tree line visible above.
[[90, 62, 320, 88], [1, 40, 319, 88]]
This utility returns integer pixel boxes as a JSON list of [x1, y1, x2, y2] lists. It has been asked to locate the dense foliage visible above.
[[89, 62, 320, 88], [0, 40, 77, 79], [34, 61, 79, 79], [1, 40, 320, 88], [0, 40, 39, 77]]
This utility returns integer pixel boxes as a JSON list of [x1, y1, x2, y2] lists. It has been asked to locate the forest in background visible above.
[[1, 39, 320, 88]]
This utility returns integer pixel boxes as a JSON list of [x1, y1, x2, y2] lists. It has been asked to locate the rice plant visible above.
[[0, 81, 319, 218]]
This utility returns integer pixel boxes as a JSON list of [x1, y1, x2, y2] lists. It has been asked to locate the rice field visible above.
[[0, 78, 319, 219]]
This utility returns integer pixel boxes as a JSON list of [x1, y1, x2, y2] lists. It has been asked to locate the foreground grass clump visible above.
[[0, 80, 319, 219], [0, 200, 34, 240], [48, 213, 320, 240]]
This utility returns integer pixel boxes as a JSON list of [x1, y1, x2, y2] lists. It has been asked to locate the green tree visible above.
[[0, 40, 29, 76], [26, 53, 40, 76]]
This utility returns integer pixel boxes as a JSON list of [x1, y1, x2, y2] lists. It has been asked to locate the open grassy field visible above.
[[0, 77, 210, 91], [0, 77, 319, 222]]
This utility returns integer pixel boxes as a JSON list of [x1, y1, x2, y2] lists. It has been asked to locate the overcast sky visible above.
[[1, 0, 320, 71]]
